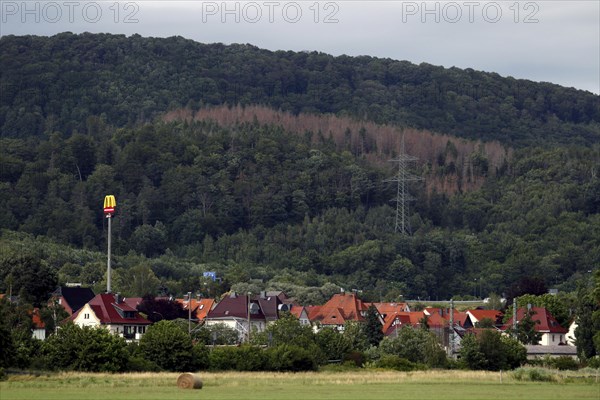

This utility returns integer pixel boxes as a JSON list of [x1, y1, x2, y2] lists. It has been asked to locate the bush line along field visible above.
[[1, 370, 599, 400]]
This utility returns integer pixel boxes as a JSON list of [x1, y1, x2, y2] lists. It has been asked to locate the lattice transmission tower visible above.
[[386, 136, 422, 235]]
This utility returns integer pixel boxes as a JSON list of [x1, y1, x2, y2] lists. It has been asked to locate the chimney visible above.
[[115, 293, 121, 304], [196, 293, 201, 301], [260, 291, 266, 299]]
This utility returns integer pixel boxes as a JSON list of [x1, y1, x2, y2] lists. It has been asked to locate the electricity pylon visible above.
[[386, 136, 422, 235]]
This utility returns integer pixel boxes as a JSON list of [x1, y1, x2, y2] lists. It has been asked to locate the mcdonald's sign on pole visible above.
[[103, 195, 116, 217]]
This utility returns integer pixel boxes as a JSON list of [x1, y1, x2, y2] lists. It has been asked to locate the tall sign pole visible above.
[[103, 195, 116, 294]]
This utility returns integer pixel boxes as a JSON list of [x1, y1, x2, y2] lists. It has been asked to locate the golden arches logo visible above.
[[103, 195, 116, 216]]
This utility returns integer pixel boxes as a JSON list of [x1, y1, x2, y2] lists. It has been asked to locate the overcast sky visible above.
[[2, 1, 599, 93]]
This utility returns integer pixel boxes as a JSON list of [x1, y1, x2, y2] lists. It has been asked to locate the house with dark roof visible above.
[[500, 306, 569, 346], [204, 292, 267, 341], [70, 293, 151, 341], [54, 286, 95, 315]]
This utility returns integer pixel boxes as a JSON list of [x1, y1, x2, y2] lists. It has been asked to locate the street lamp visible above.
[[151, 311, 164, 322], [187, 291, 192, 335], [247, 292, 252, 343]]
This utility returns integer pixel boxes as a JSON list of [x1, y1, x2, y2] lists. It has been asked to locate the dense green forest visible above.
[[1, 118, 598, 302], [1, 33, 599, 147], [0, 33, 599, 304]]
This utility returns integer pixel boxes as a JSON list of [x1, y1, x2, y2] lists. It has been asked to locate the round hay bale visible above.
[[177, 372, 203, 389]]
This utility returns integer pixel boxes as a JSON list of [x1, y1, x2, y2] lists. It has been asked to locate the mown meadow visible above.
[[1, 369, 598, 400]]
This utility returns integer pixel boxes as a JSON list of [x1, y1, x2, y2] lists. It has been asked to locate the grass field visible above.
[[1, 369, 598, 400]]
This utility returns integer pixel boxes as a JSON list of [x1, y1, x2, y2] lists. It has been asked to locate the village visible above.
[[5, 282, 578, 363]]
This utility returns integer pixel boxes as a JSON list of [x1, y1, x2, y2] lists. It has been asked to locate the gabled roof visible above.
[[450, 310, 469, 326], [71, 294, 150, 325], [123, 297, 143, 309], [405, 311, 427, 326], [467, 309, 503, 324], [422, 308, 469, 326], [57, 286, 95, 314], [265, 291, 290, 302], [426, 312, 448, 327], [177, 298, 216, 320], [308, 293, 370, 326], [206, 293, 265, 321], [500, 307, 567, 334], [289, 305, 308, 320], [371, 302, 410, 316], [382, 313, 412, 335], [256, 295, 281, 321]]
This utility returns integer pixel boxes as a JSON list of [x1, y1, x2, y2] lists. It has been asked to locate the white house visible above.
[[70, 293, 151, 341]]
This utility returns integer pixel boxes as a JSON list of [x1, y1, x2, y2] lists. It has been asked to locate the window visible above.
[[84, 313, 90, 319], [552, 334, 555, 342]]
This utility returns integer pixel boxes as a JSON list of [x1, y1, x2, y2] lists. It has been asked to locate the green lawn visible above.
[[1, 370, 598, 400]]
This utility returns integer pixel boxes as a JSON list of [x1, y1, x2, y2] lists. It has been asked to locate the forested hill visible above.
[[1, 32, 599, 146]]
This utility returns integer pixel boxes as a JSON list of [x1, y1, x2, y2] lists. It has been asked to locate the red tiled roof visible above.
[[382, 312, 412, 335], [308, 293, 369, 326], [500, 307, 567, 333], [372, 302, 410, 316], [426, 312, 448, 327], [467, 309, 503, 323], [123, 297, 143, 309], [451, 311, 469, 326], [289, 305, 306, 319], [177, 298, 215, 320], [406, 311, 426, 325], [71, 294, 150, 325]]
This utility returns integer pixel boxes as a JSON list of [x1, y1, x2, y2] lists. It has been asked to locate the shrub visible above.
[[208, 345, 268, 371], [42, 323, 129, 372], [319, 361, 360, 372], [192, 343, 210, 370], [208, 347, 239, 371], [343, 351, 365, 367], [139, 320, 193, 371], [586, 356, 600, 369], [512, 367, 556, 382], [235, 345, 267, 371], [376, 355, 424, 371], [126, 356, 161, 372], [550, 356, 579, 371], [459, 330, 526, 371], [379, 326, 447, 368], [266, 345, 317, 372]]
